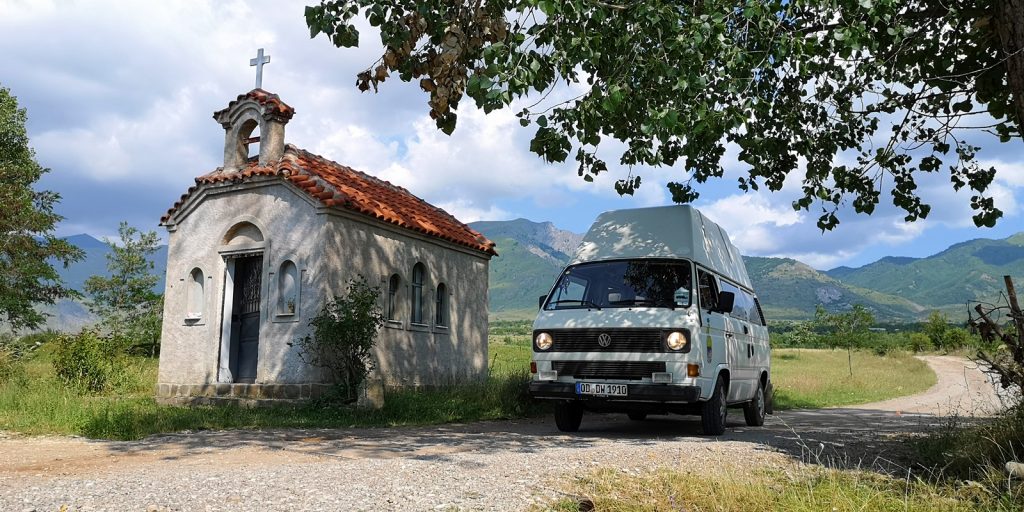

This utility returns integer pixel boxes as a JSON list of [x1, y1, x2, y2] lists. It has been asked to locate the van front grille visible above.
[[545, 329, 667, 352], [552, 361, 666, 381]]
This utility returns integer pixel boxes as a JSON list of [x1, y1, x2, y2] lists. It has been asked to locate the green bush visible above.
[[52, 329, 123, 393], [291, 276, 385, 403], [908, 332, 930, 353]]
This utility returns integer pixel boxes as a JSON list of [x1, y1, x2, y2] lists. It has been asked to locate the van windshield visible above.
[[544, 259, 692, 310]]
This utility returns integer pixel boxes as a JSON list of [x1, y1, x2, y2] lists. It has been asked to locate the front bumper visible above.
[[529, 381, 701, 403]]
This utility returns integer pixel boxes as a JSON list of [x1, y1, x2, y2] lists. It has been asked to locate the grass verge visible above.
[[541, 465, 1012, 511], [915, 404, 1024, 504], [771, 348, 936, 409]]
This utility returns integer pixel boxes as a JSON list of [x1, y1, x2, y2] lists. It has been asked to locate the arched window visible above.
[[411, 263, 425, 324], [387, 274, 400, 321], [277, 260, 298, 315], [187, 267, 205, 318], [435, 283, 447, 327]]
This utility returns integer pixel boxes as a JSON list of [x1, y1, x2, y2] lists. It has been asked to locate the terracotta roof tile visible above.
[[162, 145, 497, 256], [213, 89, 295, 122]]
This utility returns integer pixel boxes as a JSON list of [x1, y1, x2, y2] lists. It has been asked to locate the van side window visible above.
[[719, 280, 747, 320], [752, 296, 767, 326], [697, 270, 718, 312]]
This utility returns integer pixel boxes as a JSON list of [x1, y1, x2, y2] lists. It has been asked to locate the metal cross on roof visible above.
[[250, 48, 271, 89]]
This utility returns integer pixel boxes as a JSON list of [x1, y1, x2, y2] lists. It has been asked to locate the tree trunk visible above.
[[996, 0, 1024, 133]]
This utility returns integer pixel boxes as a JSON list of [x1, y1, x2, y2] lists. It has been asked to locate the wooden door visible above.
[[230, 255, 262, 383]]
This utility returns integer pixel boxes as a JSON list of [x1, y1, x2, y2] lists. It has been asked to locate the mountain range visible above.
[[29, 223, 1024, 330], [468, 219, 1024, 323]]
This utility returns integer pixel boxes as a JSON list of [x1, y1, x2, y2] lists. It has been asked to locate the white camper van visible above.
[[528, 205, 772, 435]]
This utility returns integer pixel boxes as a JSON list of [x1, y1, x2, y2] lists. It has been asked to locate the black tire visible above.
[[627, 412, 647, 421], [743, 381, 766, 427], [554, 401, 584, 432], [701, 378, 727, 436]]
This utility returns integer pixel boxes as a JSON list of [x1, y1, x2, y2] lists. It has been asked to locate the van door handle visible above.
[[725, 332, 734, 338]]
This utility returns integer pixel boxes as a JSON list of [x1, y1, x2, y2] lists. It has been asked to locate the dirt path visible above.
[[0, 356, 1004, 511]]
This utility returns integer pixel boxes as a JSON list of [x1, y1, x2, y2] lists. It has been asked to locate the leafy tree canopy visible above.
[[0, 86, 83, 331], [306, 0, 1024, 229]]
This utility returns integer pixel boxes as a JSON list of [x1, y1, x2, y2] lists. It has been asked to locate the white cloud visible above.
[[33, 87, 217, 183], [700, 193, 804, 253], [433, 200, 513, 224], [985, 160, 1024, 187]]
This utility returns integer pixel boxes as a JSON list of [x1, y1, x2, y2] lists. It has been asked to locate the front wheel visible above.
[[701, 378, 727, 436], [743, 382, 766, 427], [554, 401, 584, 432]]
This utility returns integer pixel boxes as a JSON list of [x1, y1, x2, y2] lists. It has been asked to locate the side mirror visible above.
[[714, 291, 735, 314], [538, 295, 547, 309]]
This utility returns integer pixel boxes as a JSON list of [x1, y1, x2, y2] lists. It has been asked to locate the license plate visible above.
[[576, 382, 628, 397]]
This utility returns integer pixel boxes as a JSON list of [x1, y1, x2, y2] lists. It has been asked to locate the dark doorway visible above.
[[229, 255, 262, 383]]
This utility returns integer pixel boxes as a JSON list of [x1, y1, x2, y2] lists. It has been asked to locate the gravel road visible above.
[[0, 356, 1003, 512]]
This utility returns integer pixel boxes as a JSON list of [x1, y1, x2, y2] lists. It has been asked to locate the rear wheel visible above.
[[743, 382, 766, 427], [554, 401, 584, 432], [701, 378, 728, 436], [627, 412, 647, 421]]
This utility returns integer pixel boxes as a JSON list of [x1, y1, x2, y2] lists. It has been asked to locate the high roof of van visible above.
[[571, 205, 753, 289]]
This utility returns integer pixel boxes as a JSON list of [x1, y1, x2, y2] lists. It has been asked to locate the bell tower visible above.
[[212, 49, 294, 171]]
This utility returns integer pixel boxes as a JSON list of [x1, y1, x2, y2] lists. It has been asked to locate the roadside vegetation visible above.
[[542, 464, 1018, 511]]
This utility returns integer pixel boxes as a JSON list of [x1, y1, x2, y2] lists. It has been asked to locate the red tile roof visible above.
[[213, 89, 295, 122], [162, 145, 497, 256]]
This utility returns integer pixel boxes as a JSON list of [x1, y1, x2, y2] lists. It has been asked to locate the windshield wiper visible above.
[[547, 299, 602, 310]]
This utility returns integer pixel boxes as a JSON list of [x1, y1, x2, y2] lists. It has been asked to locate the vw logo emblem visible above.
[[597, 333, 612, 348]]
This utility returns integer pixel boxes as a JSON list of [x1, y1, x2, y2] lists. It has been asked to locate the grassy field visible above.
[[771, 348, 936, 409]]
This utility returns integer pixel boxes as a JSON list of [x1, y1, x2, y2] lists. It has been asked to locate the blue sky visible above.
[[2, 0, 1022, 270]]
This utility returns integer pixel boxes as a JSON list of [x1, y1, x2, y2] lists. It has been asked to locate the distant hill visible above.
[[473, 218, 1020, 322], [469, 219, 582, 320], [744, 256, 924, 321], [824, 233, 1024, 316]]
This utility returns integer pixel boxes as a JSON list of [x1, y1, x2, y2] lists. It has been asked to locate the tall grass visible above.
[[542, 465, 1009, 511], [915, 405, 1024, 504]]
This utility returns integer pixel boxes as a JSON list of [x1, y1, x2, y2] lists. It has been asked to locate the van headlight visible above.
[[534, 332, 553, 351], [666, 331, 689, 351]]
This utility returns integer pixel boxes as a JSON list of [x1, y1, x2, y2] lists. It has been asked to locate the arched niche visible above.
[[277, 260, 299, 315], [186, 267, 205, 319]]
